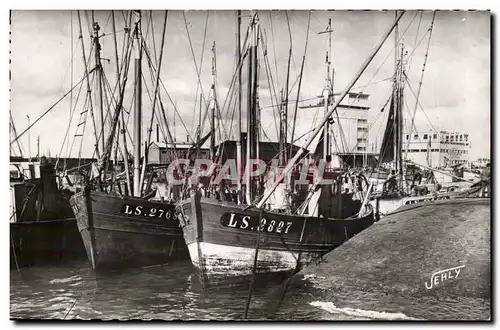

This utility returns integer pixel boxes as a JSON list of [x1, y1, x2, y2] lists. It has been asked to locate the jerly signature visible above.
[[425, 265, 465, 290]]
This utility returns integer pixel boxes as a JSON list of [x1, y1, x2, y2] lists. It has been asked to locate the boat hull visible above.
[[370, 193, 456, 217], [70, 188, 189, 271], [178, 192, 375, 287], [10, 218, 86, 268]]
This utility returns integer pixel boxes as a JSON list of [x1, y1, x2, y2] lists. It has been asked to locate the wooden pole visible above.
[[132, 11, 142, 197], [235, 10, 243, 200]]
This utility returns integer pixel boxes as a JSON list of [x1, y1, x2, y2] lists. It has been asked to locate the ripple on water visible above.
[[48, 275, 82, 284]]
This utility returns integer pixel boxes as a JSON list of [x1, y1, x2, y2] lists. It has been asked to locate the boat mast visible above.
[[235, 10, 243, 198], [398, 43, 405, 189], [140, 11, 168, 194], [278, 88, 286, 165], [393, 10, 402, 182], [245, 15, 258, 204], [319, 19, 333, 161], [281, 12, 293, 166], [133, 10, 142, 197], [210, 42, 216, 161], [93, 20, 105, 160], [256, 11, 405, 209], [111, 11, 130, 192]]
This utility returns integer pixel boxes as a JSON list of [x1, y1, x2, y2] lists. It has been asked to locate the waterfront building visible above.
[[402, 130, 470, 168]]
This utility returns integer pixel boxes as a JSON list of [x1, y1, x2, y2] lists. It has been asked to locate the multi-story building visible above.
[[472, 157, 490, 168], [402, 130, 470, 168], [297, 92, 377, 167], [148, 141, 210, 165]]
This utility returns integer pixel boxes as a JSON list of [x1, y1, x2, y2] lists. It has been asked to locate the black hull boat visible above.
[[177, 191, 375, 287], [70, 187, 189, 271], [10, 218, 85, 268], [10, 161, 86, 268]]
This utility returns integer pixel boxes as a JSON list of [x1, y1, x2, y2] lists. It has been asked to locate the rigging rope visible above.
[[336, 11, 420, 119], [403, 73, 437, 132], [404, 11, 437, 162], [11, 70, 95, 147], [142, 44, 194, 142], [269, 11, 280, 92], [406, 11, 424, 75], [143, 11, 168, 154], [259, 28, 281, 139], [56, 75, 86, 168], [199, 19, 252, 138], [290, 11, 312, 159], [190, 12, 210, 138], [182, 11, 210, 121]]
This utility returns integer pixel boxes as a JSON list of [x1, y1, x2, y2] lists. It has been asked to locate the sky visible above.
[[9, 10, 491, 161]]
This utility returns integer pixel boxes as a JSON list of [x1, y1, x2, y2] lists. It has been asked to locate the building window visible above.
[[464, 134, 468, 142], [414, 134, 419, 139], [406, 134, 409, 140], [460, 135, 463, 141], [423, 134, 428, 140], [357, 146, 366, 151], [446, 135, 449, 141], [433, 133, 437, 139], [450, 136, 454, 142]]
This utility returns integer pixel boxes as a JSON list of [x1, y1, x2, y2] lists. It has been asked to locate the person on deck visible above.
[[411, 184, 429, 196], [480, 163, 491, 197], [383, 170, 398, 192], [412, 169, 423, 186]]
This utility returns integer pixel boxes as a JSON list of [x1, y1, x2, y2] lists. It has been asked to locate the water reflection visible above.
[[10, 260, 323, 320]]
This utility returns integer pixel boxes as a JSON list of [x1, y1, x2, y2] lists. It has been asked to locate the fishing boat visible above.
[[366, 12, 474, 217], [9, 157, 85, 268], [10, 9, 85, 268], [175, 12, 406, 288], [68, 10, 187, 270]]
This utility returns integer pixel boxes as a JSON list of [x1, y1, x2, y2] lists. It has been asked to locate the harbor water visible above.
[[10, 260, 327, 320], [10, 199, 490, 321], [10, 258, 489, 320]]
